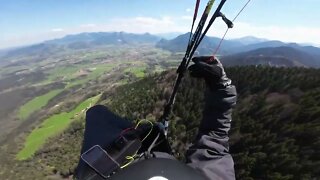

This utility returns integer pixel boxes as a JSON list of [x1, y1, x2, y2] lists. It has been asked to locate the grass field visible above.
[[18, 89, 63, 120], [16, 94, 101, 160], [82, 50, 110, 59], [118, 79, 128, 85], [124, 66, 146, 78], [20, 63, 116, 118], [36, 62, 116, 86], [154, 65, 165, 73], [65, 64, 116, 88], [38, 66, 81, 85]]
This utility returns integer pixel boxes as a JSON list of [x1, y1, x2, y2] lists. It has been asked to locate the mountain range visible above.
[[156, 33, 320, 68], [156, 32, 244, 55], [221, 46, 319, 67], [1, 32, 320, 68], [0, 32, 160, 61]]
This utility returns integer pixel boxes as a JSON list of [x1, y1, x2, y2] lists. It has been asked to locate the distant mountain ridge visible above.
[[1, 32, 160, 61], [231, 36, 268, 45], [156, 32, 183, 40], [1, 31, 320, 68], [45, 32, 160, 46], [156, 32, 243, 55], [221, 46, 320, 67], [156, 33, 320, 68]]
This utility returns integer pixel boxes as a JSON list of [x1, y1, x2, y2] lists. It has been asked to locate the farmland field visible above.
[[16, 94, 101, 160], [18, 89, 63, 120], [124, 66, 147, 78]]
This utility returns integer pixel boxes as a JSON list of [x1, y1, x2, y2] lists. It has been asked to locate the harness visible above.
[[80, 121, 171, 179], [78, 0, 252, 179]]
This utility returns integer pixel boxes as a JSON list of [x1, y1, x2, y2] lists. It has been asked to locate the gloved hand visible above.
[[188, 56, 231, 90]]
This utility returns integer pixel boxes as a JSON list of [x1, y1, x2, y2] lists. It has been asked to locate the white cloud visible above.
[[181, 16, 192, 20], [88, 16, 187, 34], [224, 22, 320, 44], [125, 16, 174, 28], [0, 17, 189, 48], [80, 24, 97, 28], [200, 20, 320, 44], [51, 28, 64, 32], [186, 8, 192, 12]]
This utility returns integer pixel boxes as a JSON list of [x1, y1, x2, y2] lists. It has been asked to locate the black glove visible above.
[[188, 56, 231, 90]]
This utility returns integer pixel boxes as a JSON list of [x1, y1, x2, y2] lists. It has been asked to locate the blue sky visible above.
[[0, 0, 319, 48]]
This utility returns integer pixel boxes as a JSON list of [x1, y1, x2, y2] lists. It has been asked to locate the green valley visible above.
[[0, 40, 319, 180]]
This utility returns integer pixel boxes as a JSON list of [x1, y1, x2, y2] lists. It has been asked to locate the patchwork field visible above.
[[0, 45, 178, 179]]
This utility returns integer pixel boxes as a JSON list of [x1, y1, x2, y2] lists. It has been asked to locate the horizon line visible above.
[[1, 31, 319, 50]]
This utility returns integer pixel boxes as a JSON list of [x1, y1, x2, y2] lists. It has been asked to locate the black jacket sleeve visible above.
[[186, 85, 237, 180]]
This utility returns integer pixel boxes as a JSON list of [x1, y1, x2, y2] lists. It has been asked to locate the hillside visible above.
[[221, 46, 320, 67], [231, 41, 320, 58], [1, 66, 319, 179], [231, 40, 287, 54], [231, 36, 268, 45]]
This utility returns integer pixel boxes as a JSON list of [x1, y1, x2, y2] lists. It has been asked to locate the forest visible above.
[[0, 66, 319, 180]]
